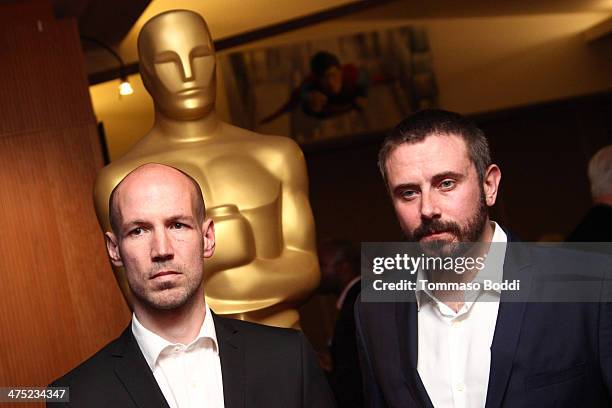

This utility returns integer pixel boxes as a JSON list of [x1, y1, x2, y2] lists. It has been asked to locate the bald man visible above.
[[49, 164, 335, 408]]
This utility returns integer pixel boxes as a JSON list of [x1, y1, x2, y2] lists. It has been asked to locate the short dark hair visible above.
[[109, 165, 206, 236], [310, 51, 340, 77], [378, 109, 491, 186]]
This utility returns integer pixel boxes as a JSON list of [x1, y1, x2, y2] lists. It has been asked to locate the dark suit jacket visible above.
[[329, 280, 363, 407], [355, 240, 612, 407], [567, 204, 612, 242], [49, 313, 336, 407]]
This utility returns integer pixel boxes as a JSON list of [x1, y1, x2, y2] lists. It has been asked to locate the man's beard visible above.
[[405, 191, 489, 257]]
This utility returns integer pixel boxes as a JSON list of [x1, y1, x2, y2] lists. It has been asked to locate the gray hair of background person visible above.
[[588, 145, 612, 199]]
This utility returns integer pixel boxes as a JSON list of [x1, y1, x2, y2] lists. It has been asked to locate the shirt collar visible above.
[[415, 221, 508, 310], [471, 222, 507, 292], [132, 303, 219, 371]]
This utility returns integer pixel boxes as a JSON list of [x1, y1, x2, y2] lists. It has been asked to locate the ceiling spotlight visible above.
[[119, 77, 134, 96]]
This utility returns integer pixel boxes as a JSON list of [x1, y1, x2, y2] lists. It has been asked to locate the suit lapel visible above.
[[396, 299, 435, 408], [214, 313, 245, 408], [112, 325, 170, 408], [485, 242, 533, 408]]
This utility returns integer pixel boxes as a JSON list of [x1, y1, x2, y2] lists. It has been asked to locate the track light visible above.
[[82, 36, 134, 97], [119, 72, 134, 96]]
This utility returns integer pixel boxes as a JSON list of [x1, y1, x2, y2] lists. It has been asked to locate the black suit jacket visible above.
[[49, 313, 336, 407], [567, 204, 612, 242], [355, 240, 612, 407], [329, 280, 363, 407]]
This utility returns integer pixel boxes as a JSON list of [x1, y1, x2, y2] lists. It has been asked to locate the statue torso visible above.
[[94, 122, 317, 322]]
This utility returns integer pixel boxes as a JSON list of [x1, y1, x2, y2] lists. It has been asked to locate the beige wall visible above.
[[90, 75, 153, 161], [91, 9, 612, 160], [427, 13, 612, 113], [90, 64, 233, 161]]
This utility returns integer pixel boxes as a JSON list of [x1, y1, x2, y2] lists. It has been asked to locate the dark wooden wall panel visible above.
[[0, 1, 130, 393], [307, 141, 404, 244], [479, 93, 612, 240], [0, 19, 95, 136]]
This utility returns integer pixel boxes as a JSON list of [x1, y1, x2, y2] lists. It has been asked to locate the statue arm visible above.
[[276, 139, 317, 254], [204, 138, 319, 313]]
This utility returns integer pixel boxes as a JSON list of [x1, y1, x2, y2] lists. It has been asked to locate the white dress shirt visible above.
[[416, 222, 507, 408], [132, 304, 225, 408]]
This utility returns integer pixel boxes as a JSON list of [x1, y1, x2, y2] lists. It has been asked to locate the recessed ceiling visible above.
[[45, 0, 612, 80]]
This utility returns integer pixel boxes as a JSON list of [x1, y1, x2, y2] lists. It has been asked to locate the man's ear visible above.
[[483, 164, 501, 207], [202, 218, 216, 259], [105, 232, 123, 267]]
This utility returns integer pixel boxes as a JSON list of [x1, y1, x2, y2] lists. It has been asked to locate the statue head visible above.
[[138, 10, 216, 120]]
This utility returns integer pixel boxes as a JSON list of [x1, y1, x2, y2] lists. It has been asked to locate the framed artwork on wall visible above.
[[219, 25, 438, 145]]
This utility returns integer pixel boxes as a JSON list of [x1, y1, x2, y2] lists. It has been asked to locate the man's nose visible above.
[[420, 191, 441, 219], [151, 230, 174, 262]]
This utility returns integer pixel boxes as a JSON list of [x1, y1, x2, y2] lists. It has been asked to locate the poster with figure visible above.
[[219, 25, 438, 144]]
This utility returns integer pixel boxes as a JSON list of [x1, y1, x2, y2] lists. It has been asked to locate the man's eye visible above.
[[400, 190, 417, 200], [171, 223, 184, 229], [439, 180, 455, 189], [130, 227, 144, 236]]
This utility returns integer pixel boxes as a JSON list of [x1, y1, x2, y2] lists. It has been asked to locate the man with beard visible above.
[[49, 163, 335, 408], [355, 110, 612, 407]]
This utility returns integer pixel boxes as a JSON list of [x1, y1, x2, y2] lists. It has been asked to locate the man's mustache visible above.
[[413, 219, 462, 241]]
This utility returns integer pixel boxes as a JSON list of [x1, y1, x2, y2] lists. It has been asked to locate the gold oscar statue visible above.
[[93, 10, 319, 328]]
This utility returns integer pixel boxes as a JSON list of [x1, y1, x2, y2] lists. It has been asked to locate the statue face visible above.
[[138, 11, 216, 120]]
